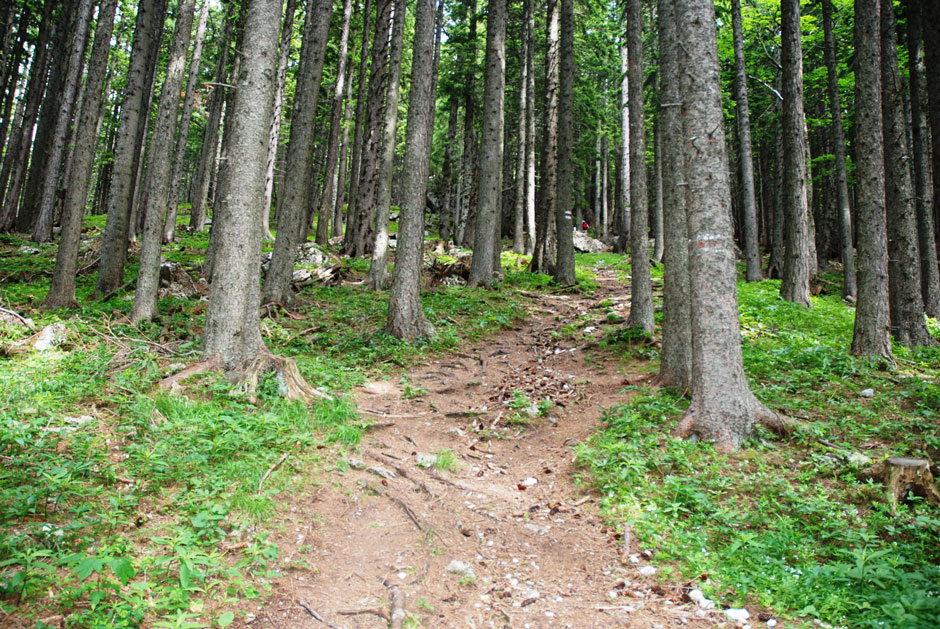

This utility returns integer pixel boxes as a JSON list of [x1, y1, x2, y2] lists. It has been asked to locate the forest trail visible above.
[[254, 269, 722, 628]]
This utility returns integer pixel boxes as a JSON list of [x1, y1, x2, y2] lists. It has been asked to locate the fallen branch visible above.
[[389, 587, 406, 629], [297, 601, 341, 629], [366, 450, 433, 496], [257, 452, 290, 493], [0, 306, 32, 327], [337, 608, 389, 621], [368, 483, 425, 531]]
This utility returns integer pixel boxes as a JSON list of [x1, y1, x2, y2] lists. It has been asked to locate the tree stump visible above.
[[878, 457, 940, 510]]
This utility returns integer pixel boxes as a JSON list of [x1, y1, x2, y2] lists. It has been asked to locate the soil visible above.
[[248, 269, 729, 628]]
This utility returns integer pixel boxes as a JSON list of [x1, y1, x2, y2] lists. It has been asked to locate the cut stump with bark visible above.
[[867, 457, 940, 510]]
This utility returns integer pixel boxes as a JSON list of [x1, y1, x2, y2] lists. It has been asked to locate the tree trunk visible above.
[[851, 0, 893, 363], [881, 0, 934, 347], [468, 0, 506, 288], [42, 0, 118, 308], [132, 0, 197, 323], [16, 1, 76, 235], [626, 0, 652, 329], [0, 0, 53, 233], [530, 0, 559, 273], [779, 0, 812, 307], [657, 0, 690, 389], [673, 0, 781, 451], [821, 0, 857, 302], [316, 0, 353, 244], [923, 0, 940, 250], [343, 0, 374, 246], [907, 0, 940, 317], [95, 0, 167, 297], [32, 1, 95, 242], [512, 23, 529, 256], [190, 7, 235, 233], [345, 0, 394, 257], [552, 0, 575, 284], [261, 0, 298, 242], [440, 98, 459, 242], [524, 0, 536, 255], [614, 39, 630, 253], [162, 0, 210, 244], [387, 0, 437, 341], [649, 127, 661, 262], [261, 0, 334, 306], [369, 0, 407, 289], [332, 50, 356, 238], [204, 0, 280, 367], [730, 0, 761, 282]]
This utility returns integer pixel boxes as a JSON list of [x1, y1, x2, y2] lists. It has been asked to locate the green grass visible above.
[[578, 277, 940, 628], [0, 214, 533, 626]]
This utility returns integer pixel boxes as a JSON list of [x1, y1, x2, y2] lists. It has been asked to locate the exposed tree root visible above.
[[241, 351, 333, 404], [158, 357, 221, 391], [674, 396, 795, 452], [389, 586, 406, 629]]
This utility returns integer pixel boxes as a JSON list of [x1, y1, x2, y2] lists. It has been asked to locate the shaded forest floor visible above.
[[2, 218, 940, 628]]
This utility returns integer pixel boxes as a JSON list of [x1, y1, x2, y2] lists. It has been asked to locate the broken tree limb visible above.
[[389, 586, 406, 629], [296, 601, 341, 629], [257, 452, 290, 493], [157, 357, 221, 391]]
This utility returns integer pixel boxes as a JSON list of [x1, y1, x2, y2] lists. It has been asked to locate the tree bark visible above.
[[332, 47, 356, 238], [132, 0, 198, 323], [345, 0, 394, 257], [524, 0, 536, 256], [923, 0, 940, 251], [657, 0, 690, 389], [440, 98, 459, 242], [851, 0, 893, 363], [369, 0, 407, 289], [262, 0, 334, 306], [552, 0, 575, 284], [316, 0, 353, 244], [29, 0, 93, 243], [456, 0, 479, 249], [204, 0, 281, 368], [190, 6, 235, 233], [163, 0, 210, 244], [261, 0, 298, 242], [42, 0, 118, 308], [387, 0, 437, 341], [821, 0, 857, 302], [529, 0, 558, 274], [0, 0, 53, 233], [907, 0, 940, 317], [626, 0, 652, 329], [614, 38, 630, 253], [881, 0, 934, 346], [673, 0, 780, 450], [96, 0, 167, 297], [779, 0, 812, 307], [343, 0, 374, 246], [512, 22, 529, 256], [468, 0, 507, 288], [730, 0, 761, 282]]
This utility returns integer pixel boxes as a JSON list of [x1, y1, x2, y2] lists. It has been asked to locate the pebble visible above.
[[524, 523, 550, 535], [767, 621, 778, 628], [347, 458, 366, 470], [638, 565, 657, 576], [447, 427, 467, 437], [521, 477, 538, 487], [725, 608, 750, 622], [445, 560, 475, 579], [688, 589, 715, 610], [860, 388, 875, 398], [416, 453, 437, 467]]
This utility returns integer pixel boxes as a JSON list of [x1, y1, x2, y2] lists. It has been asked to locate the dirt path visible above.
[[255, 270, 723, 628]]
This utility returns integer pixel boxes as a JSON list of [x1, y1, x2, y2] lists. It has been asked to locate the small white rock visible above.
[[445, 560, 475, 579], [860, 388, 875, 398], [688, 589, 715, 610], [725, 608, 750, 623], [766, 620, 778, 628], [521, 477, 538, 487], [638, 565, 657, 576]]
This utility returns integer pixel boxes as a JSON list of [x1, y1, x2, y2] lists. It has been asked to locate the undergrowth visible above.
[[578, 277, 940, 628], [0, 216, 531, 626]]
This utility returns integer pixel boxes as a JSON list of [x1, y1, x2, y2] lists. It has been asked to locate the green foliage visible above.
[[579, 277, 940, 627]]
